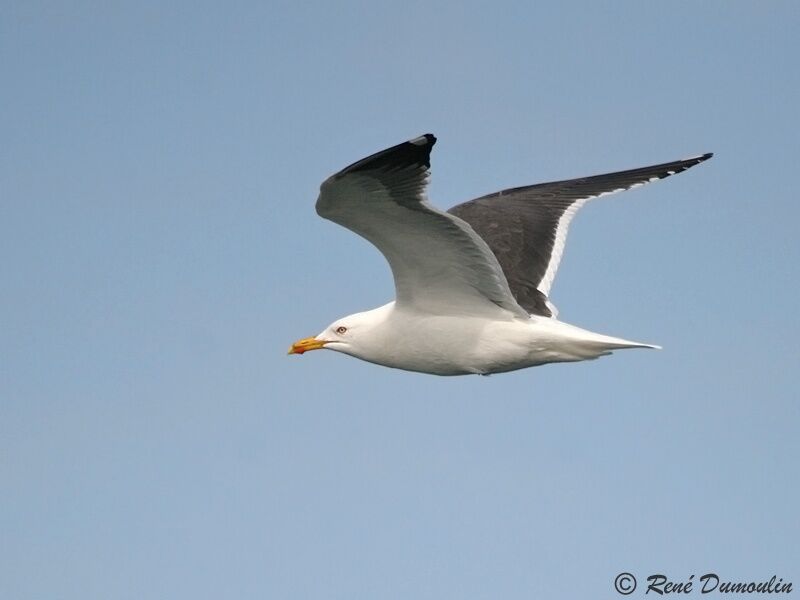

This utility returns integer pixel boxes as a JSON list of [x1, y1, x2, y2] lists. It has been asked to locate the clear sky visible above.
[[2, 2, 798, 599]]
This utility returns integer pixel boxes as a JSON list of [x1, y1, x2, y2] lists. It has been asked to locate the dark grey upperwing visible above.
[[447, 153, 713, 317]]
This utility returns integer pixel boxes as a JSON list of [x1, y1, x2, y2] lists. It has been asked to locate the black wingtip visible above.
[[409, 133, 437, 147], [674, 152, 712, 171], [336, 133, 438, 178], [688, 152, 713, 163]]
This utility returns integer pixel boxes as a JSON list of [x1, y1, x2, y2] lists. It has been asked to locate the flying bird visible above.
[[289, 134, 711, 376]]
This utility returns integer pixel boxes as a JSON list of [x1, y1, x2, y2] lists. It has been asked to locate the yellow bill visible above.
[[288, 337, 327, 355]]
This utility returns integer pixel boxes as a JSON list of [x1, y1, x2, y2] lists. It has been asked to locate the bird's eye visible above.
[[335, 326, 347, 334]]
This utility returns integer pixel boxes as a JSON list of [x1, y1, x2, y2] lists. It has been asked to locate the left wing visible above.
[[316, 134, 529, 319]]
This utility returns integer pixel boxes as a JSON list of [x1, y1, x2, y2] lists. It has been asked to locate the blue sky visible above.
[[2, 2, 798, 599]]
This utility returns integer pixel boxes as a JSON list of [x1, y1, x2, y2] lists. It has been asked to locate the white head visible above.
[[288, 305, 391, 360]]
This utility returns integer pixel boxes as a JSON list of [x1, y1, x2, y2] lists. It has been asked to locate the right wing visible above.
[[448, 153, 713, 317]]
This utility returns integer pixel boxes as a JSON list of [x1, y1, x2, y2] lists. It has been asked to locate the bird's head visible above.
[[288, 308, 385, 359]]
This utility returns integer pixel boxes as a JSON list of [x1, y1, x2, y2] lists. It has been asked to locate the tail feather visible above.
[[584, 332, 661, 351], [534, 318, 661, 362]]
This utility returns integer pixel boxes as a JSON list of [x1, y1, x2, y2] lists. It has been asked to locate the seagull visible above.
[[288, 134, 711, 376]]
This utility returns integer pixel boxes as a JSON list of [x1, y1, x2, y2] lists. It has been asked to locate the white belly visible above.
[[356, 307, 656, 376]]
